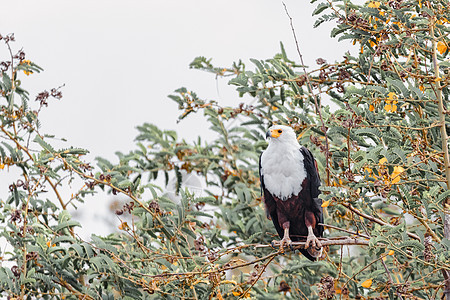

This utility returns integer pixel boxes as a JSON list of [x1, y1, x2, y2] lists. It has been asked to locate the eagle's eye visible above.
[[277, 130, 282, 133]]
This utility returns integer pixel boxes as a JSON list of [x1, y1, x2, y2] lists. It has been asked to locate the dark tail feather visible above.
[[299, 249, 318, 261]]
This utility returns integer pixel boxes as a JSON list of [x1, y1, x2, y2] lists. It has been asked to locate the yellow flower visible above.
[[0, 163, 4, 170], [232, 291, 250, 298], [437, 41, 447, 55], [384, 103, 397, 112], [391, 166, 405, 184], [388, 250, 395, 255], [385, 92, 398, 112], [118, 221, 129, 230], [46, 241, 56, 248], [387, 92, 397, 100], [379, 157, 387, 165], [21, 60, 33, 76], [361, 278, 373, 288], [368, 1, 381, 8], [321, 200, 330, 208], [369, 104, 375, 111]]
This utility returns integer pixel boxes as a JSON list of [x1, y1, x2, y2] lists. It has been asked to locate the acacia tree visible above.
[[1, 0, 449, 299]]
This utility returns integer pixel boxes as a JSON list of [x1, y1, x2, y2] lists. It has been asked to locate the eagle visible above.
[[259, 125, 323, 261]]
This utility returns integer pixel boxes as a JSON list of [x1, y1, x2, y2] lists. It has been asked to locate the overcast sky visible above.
[[1, 0, 351, 238]]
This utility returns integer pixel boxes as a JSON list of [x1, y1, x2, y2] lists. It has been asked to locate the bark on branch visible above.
[[431, 22, 450, 300], [254, 237, 369, 249]]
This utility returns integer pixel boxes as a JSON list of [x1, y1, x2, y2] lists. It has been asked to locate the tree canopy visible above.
[[1, 0, 450, 299]]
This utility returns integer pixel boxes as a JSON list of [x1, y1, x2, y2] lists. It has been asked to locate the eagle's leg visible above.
[[280, 222, 292, 249], [271, 222, 292, 251], [305, 225, 322, 249], [305, 211, 322, 250]]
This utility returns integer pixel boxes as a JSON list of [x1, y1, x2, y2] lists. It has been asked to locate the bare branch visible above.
[[319, 223, 371, 239], [282, 2, 331, 185]]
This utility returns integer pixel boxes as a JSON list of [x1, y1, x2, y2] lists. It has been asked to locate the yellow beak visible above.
[[266, 129, 282, 139]]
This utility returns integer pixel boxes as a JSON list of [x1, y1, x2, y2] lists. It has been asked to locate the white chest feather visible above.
[[260, 143, 306, 200]]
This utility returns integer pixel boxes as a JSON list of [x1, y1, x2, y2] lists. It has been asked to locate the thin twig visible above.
[[381, 256, 404, 300], [282, 2, 331, 185], [344, 254, 388, 288], [319, 223, 371, 239], [0, 125, 66, 211], [342, 203, 420, 240], [239, 253, 278, 299], [431, 21, 450, 299]]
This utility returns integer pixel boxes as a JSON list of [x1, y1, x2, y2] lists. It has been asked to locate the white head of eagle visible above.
[[260, 125, 306, 200]]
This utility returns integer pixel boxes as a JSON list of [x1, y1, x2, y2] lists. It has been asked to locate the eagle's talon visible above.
[[305, 233, 323, 259], [279, 236, 292, 251], [305, 234, 321, 249]]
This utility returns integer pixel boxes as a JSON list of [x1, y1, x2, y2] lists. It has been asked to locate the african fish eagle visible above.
[[259, 125, 323, 261]]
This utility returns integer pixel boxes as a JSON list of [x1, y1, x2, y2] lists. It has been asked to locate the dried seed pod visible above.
[[11, 266, 21, 278], [278, 280, 291, 294], [194, 236, 206, 252], [318, 275, 335, 299], [148, 201, 161, 214], [316, 58, 327, 65], [423, 236, 433, 262], [10, 209, 22, 223]]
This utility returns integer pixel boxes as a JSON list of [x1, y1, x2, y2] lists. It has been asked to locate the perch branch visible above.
[[254, 237, 369, 249]]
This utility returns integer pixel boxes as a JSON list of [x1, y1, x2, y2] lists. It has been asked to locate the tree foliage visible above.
[[1, 0, 450, 299]]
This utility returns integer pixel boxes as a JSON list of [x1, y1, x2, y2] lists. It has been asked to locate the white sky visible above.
[[0, 0, 351, 238]]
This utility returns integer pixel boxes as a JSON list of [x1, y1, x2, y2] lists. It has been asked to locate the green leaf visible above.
[[53, 220, 80, 232], [33, 135, 55, 153], [312, 3, 329, 16]]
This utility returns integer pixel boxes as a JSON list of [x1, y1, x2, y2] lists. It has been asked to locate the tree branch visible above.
[[254, 237, 369, 249], [342, 203, 421, 241], [431, 21, 450, 300], [319, 222, 371, 239]]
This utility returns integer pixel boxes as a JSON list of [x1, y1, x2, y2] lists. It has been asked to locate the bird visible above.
[[259, 124, 323, 261]]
